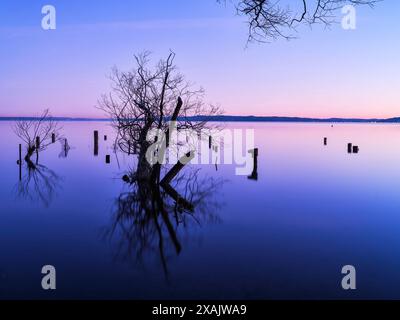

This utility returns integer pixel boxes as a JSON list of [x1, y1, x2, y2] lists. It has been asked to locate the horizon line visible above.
[[1, 115, 400, 123]]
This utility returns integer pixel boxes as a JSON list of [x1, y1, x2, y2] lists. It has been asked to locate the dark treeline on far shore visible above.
[[2, 115, 400, 123]]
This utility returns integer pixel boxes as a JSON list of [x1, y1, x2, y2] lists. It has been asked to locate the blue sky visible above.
[[0, 0, 399, 118]]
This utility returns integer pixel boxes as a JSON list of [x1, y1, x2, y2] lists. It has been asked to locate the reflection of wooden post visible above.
[[19, 144, 22, 181], [248, 148, 258, 181], [105, 155, 110, 164], [52, 133, 56, 143], [324, 137, 327, 145], [347, 143, 352, 154], [94, 130, 99, 156], [214, 145, 219, 171]]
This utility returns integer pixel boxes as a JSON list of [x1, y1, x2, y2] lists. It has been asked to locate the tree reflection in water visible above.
[[104, 166, 224, 280], [15, 163, 61, 208]]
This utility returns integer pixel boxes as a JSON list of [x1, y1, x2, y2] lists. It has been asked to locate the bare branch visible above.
[[98, 52, 221, 157], [218, 0, 381, 42], [12, 109, 62, 165]]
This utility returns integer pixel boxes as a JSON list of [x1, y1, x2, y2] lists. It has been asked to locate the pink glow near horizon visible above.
[[0, 1, 399, 119]]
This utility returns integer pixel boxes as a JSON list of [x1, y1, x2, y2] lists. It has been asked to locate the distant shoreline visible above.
[[1, 115, 400, 123]]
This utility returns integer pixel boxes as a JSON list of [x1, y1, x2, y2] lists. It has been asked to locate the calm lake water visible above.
[[1, 121, 400, 299]]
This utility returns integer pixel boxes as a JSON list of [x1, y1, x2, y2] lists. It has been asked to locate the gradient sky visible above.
[[0, 0, 399, 118]]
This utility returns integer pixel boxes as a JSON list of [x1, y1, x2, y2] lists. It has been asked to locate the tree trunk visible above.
[[24, 145, 37, 169]]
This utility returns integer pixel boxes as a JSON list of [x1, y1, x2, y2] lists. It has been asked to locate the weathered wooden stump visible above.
[[160, 151, 195, 212], [18, 144, 22, 181], [347, 143, 352, 154], [94, 130, 99, 156], [247, 148, 259, 181]]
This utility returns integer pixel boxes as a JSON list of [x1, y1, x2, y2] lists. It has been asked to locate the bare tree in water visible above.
[[218, 0, 379, 42], [99, 51, 220, 184], [99, 52, 223, 277], [13, 109, 62, 168]]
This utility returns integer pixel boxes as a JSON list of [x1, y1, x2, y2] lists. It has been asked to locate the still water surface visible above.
[[1, 121, 400, 299]]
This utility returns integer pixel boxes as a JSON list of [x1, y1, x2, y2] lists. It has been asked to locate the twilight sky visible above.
[[0, 0, 399, 118]]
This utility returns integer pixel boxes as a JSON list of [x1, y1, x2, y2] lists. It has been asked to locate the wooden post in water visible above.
[[94, 130, 99, 156], [160, 151, 195, 212], [52, 133, 56, 143], [248, 148, 259, 181], [209, 136, 212, 149], [105, 155, 110, 164], [18, 144, 22, 181], [347, 143, 352, 154], [104, 135, 107, 141], [353, 146, 359, 153], [324, 137, 327, 145]]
